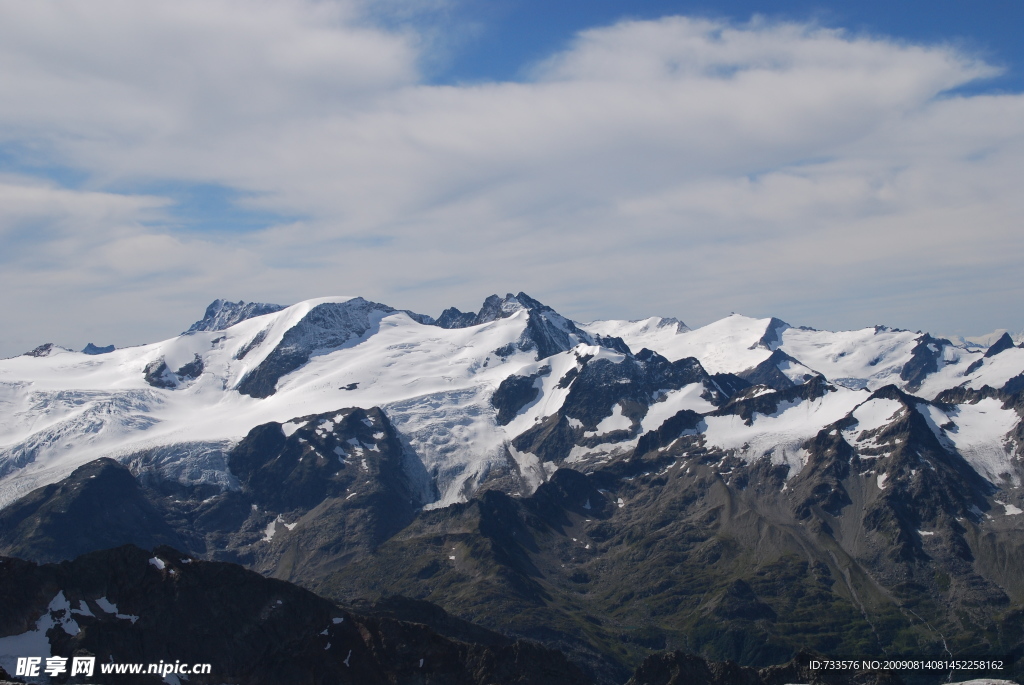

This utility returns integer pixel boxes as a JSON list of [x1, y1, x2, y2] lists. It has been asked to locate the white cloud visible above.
[[0, 6, 1021, 355], [0, 0, 418, 166]]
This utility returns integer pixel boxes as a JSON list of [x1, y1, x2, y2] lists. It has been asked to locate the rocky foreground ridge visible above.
[[0, 545, 948, 685]]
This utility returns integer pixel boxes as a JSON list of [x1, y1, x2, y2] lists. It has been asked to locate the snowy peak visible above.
[[22, 343, 72, 358], [184, 298, 286, 334], [437, 292, 550, 328], [436, 292, 621, 360], [434, 307, 477, 329], [235, 297, 397, 398], [1, 290, 1023, 520], [6, 292, 1024, 679], [478, 292, 531, 324], [899, 333, 953, 392], [592, 313, 1018, 398], [750, 317, 791, 351], [593, 316, 687, 335], [520, 305, 595, 360], [736, 348, 816, 391], [622, 313, 783, 373], [840, 383, 1019, 490], [436, 292, 529, 329], [579, 317, 689, 356]]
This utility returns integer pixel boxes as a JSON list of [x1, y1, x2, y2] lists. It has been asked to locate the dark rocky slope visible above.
[[0, 544, 590, 685]]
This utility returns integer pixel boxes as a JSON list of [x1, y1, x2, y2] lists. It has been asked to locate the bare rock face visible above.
[[143, 354, 205, 389], [0, 458, 184, 563], [184, 299, 285, 334], [82, 343, 115, 355], [22, 343, 69, 357], [985, 332, 1016, 359]]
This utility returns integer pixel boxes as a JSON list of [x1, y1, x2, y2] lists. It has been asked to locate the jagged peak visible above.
[[476, 293, 528, 324], [750, 316, 791, 351], [478, 292, 555, 323], [659, 316, 689, 333], [184, 298, 286, 334], [984, 331, 1016, 358], [437, 292, 563, 329], [872, 324, 911, 334], [235, 297, 401, 399], [735, 348, 813, 391], [435, 294, 515, 329], [22, 342, 73, 358]]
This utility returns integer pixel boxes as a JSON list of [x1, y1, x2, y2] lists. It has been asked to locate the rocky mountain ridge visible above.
[[1, 293, 1024, 682]]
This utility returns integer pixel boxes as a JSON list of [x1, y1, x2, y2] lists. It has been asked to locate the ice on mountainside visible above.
[[703, 387, 865, 475], [0, 292, 1022, 512], [917, 398, 1021, 486], [234, 297, 399, 398], [583, 316, 689, 343]]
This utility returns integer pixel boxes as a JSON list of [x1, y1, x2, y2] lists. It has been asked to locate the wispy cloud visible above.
[[0, 2, 1021, 354]]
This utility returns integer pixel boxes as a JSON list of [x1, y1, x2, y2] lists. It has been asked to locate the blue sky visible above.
[[0, 0, 1022, 356], [430, 1, 1024, 90]]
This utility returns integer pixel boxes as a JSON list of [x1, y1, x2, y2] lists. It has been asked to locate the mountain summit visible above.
[[436, 292, 629, 359], [1, 293, 1020, 509], [184, 298, 286, 334], [1, 292, 1024, 681]]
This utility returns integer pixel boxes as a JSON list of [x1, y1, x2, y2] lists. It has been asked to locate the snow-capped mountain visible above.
[[1, 294, 1021, 513], [0, 293, 615, 509], [4, 292, 1024, 682]]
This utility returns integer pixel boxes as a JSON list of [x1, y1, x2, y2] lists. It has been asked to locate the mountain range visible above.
[[1, 293, 1023, 684]]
